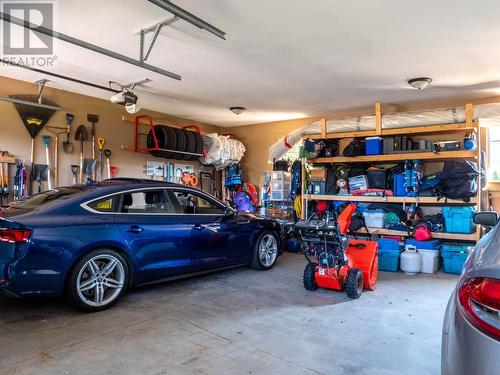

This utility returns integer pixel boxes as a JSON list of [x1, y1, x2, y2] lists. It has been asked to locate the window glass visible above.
[[88, 194, 121, 213], [15, 187, 87, 210], [490, 127, 500, 181], [170, 190, 225, 215], [120, 190, 174, 213]]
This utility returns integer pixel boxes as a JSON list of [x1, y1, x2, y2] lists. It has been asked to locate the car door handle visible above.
[[192, 224, 204, 231], [127, 225, 143, 233]]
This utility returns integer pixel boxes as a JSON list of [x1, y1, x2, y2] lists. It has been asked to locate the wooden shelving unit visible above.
[[306, 194, 477, 205], [355, 227, 477, 241], [301, 102, 482, 243], [309, 150, 477, 164]]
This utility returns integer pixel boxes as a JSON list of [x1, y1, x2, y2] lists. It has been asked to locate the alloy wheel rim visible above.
[[76, 254, 125, 307], [259, 234, 278, 267]]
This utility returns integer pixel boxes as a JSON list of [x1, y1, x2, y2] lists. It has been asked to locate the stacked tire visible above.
[[147, 124, 203, 160]]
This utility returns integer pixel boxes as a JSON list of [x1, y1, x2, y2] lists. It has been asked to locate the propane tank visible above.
[[401, 245, 421, 275]]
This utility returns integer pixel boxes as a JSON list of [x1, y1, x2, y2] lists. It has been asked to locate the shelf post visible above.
[[375, 101, 382, 135], [320, 118, 327, 139], [465, 103, 473, 128]]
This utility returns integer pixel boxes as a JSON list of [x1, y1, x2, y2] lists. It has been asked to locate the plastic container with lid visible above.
[[365, 137, 383, 155], [417, 249, 440, 273], [442, 206, 476, 234], [441, 243, 473, 274], [405, 239, 442, 250], [363, 209, 386, 228]]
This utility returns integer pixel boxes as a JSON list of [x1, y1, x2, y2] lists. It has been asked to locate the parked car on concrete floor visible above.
[[442, 211, 500, 375], [0, 179, 281, 312]]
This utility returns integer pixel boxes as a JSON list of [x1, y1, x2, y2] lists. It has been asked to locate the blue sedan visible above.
[[0, 178, 281, 312]]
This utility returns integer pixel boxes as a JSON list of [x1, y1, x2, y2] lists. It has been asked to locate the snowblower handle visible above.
[[337, 203, 357, 235]]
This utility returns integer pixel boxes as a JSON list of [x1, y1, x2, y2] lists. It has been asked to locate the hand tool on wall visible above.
[[41, 135, 52, 190], [87, 114, 99, 180], [47, 126, 67, 187], [104, 149, 111, 179], [33, 164, 48, 193], [83, 158, 97, 183], [70, 165, 79, 184], [74, 125, 88, 184], [97, 137, 105, 181], [63, 113, 74, 154], [14, 162, 27, 200], [0, 162, 8, 205]]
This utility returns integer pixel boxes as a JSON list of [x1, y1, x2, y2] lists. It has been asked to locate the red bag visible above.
[[414, 223, 432, 241]]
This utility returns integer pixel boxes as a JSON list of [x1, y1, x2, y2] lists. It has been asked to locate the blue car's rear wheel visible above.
[[66, 249, 129, 312], [251, 232, 279, 270]]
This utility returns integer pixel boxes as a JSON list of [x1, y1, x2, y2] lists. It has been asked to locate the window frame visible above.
[[81, 186, 229, 216], [168, 187, 227, 216]]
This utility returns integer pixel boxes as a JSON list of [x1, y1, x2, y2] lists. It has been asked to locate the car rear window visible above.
[[14, 187, 87, 210]]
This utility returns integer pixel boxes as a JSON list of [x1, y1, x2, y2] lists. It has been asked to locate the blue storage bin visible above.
[[442, 206, 476, 234], [377, 238, 401, 251], [365, 137, 383, 155], [378, 248, 401, 272], [441, 243, 473, 274], [393, 173, 406, 196], [405, 239, 442, 250]]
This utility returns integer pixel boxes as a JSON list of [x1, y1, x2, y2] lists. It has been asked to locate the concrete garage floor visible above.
[[0, 253, 457, 375]]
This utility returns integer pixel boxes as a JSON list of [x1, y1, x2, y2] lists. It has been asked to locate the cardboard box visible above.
[[310, 168, 327, 180]]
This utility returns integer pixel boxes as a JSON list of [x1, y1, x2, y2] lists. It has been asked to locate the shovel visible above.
[[104, 149, 111, 179], [41, 135, 52, 190], [47, 126, 67, 187], [74, 125, 88, 183], [63, 113, 74, 154], [97, 137, 105, 181], [87, 114, 98, 180]]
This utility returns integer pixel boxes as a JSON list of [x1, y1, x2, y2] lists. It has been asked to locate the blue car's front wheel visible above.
[[66, 249, 130, 312], [251, 232, 279, 270]]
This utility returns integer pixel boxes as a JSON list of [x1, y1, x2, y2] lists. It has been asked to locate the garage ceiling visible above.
[[2, 0, 500, 127]]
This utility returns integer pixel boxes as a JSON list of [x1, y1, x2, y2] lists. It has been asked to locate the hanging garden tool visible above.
[[87, 114, 99, 180], [74, 125, 88, 183], [83, 158, 97, 183], [63, 113, 74, 154], [70, 165, 79, 185], [97, 137, 105, 181], [41, 135, 52, 190], [14, 162, 27, 200], [47, 126, 67, 187], [33, 164, 48, 193], [104, 149, 112, 179], [9, 79, 59, 195], [0, 161, 8, 205]]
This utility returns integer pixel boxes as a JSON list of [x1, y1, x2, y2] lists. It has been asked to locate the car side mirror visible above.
[[224, 207, 235, 216], [473, 212, 498, 227]]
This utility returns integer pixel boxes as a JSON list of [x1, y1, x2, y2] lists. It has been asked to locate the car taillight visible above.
[[0, 228, 31, 243], [458, 277, 500, 341]]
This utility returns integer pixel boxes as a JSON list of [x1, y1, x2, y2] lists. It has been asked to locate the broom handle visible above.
[[45, 145, 52, 190]]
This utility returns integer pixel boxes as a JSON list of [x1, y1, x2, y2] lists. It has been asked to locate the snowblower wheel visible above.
[[346, 268, 363, 299], [303, 262, 318, 291]]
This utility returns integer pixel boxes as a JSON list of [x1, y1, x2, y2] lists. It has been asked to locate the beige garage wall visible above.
[[0, 75, 221, 189], [226, 96, 500, 188]]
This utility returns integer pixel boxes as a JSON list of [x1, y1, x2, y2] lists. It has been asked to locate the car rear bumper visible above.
[[442, 290, 500, 375]]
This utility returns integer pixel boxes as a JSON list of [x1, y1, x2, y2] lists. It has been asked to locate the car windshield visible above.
[[13, 187, 87, 210]]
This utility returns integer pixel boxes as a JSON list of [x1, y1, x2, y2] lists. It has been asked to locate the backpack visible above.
[[225, 163, 243, 191], [343, 139, 365, 157], [290, 160, 302, 200], [233, 191, 256, 213], [434, 161, 482, 202]]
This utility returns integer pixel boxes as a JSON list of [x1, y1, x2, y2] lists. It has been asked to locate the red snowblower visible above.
[[294, 203, 378, 298]]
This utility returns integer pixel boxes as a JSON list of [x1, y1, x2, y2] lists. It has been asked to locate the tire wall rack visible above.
[[121, 114, 205, 160], [301, 102, 484, 243]]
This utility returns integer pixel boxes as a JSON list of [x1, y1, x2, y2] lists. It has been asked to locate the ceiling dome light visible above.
[[229, 106, 246, 115], [407, 77, 432, 90]]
